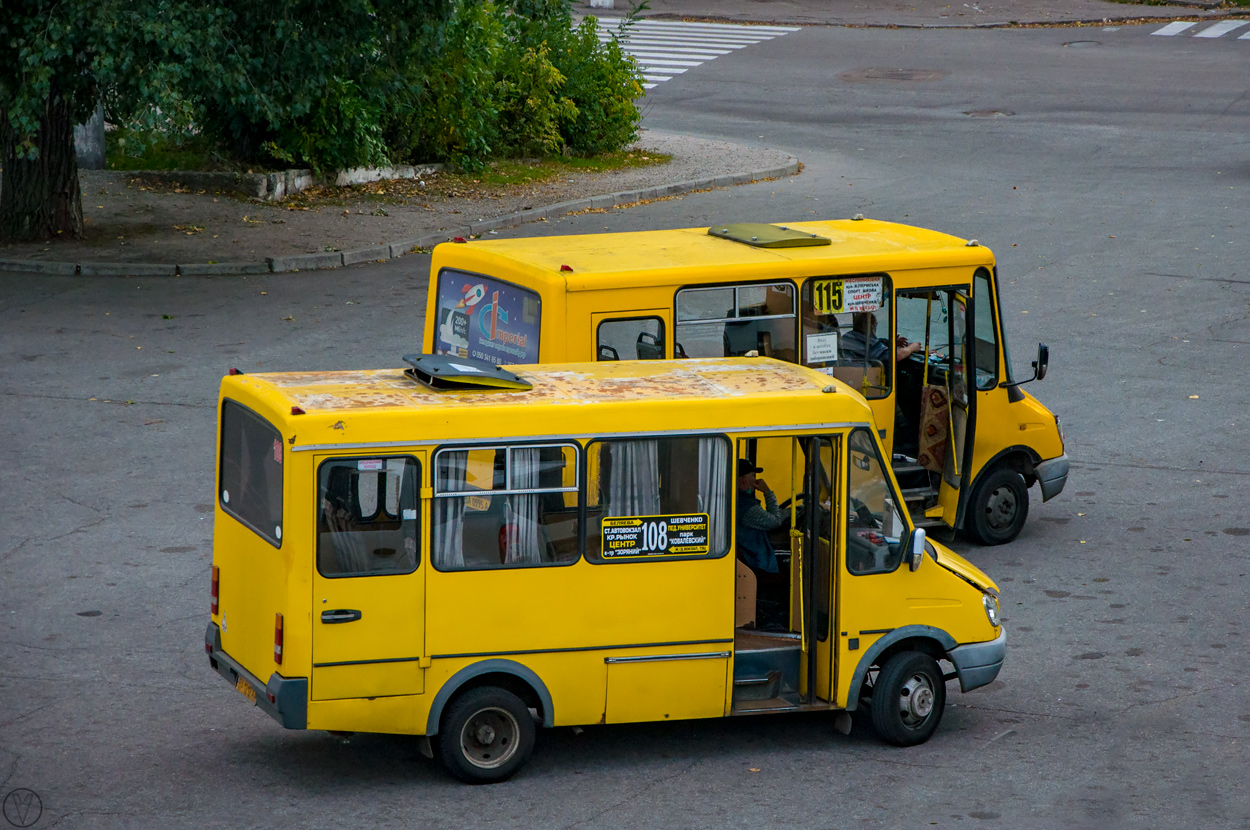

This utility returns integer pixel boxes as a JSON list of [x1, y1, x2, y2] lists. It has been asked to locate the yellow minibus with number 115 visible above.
[[422, 218, 1068, 546]]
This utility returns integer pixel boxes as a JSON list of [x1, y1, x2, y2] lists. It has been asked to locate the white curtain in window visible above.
[[607, 440, 661, 517], [434, 451, 467, 569], [505, 448, 544, 564], [697, 438, 729, 553]]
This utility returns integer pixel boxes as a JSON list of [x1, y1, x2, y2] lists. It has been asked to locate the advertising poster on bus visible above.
[[435, 271, 541, 365]]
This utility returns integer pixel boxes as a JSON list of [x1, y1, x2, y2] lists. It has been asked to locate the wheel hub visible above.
[[899, 674, 935, 726], [460, 707, 519, 769], [983, 485, 1018, 530]]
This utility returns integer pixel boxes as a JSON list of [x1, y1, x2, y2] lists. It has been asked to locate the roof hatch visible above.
[[402, 354, 533, 391], [707, 222, 831, 248]]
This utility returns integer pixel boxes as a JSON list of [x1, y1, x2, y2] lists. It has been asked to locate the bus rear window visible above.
[[219, 400, 284, 546], [433, 269, 541, 365]]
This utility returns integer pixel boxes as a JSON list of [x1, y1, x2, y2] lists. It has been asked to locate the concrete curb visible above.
[[122, 163, 445, 201], [0, 158, 800, 278], [633, 6, 1245, 26]]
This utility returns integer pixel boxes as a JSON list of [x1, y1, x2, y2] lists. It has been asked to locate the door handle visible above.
[[321, 609, 363, 624]]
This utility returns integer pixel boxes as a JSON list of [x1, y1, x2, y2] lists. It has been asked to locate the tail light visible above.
[[210, 565, 220, 615], [274, 612, 284, 665]]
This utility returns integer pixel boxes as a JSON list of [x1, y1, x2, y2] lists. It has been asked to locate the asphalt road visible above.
[[3, 22, 1248, 829]]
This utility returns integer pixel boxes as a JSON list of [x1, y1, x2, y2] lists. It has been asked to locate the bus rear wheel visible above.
[[869, 651, 946, 746], [437, 686, 535, 784], [964, 466, 1029, 545]]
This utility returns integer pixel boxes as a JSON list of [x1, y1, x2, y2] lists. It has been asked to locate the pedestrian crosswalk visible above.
[[594, 19, 801, 89], [1151, 20, 1250, 39]]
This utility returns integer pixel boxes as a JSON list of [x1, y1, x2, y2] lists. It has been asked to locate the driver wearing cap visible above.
[[736, 458, 786, 577]]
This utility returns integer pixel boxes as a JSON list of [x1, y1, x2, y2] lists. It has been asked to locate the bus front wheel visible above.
[[964, 466, 1029, 545], [869, 651, 946, 746], [437, 686, 536, 784]]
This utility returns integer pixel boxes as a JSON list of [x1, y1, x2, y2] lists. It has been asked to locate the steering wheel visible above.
[[778, 492, 807, 511]]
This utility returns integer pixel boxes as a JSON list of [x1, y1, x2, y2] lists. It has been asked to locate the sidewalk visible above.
[[2, 0, 1236, 277], [0, 131, 798, 276], [594, 0, 1239, 26]]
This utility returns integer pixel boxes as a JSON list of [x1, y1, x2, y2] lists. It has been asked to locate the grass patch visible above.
[[452, 150, 672, 186]]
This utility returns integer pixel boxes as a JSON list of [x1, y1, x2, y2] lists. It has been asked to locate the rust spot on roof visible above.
[[261, 359, 838, 414]]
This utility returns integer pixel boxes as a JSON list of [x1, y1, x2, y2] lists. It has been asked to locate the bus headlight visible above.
[[983, 594, 1000, 627]]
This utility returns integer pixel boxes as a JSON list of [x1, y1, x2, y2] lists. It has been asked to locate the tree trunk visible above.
[[0, 90, 85, 243]]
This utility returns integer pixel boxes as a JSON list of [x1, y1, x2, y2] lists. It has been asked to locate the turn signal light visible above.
[[210, 565, 220, 615], [274, 612, 284, 665]]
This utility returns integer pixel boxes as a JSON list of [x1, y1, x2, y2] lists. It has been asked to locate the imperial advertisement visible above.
[[434, 271, 541, 365]]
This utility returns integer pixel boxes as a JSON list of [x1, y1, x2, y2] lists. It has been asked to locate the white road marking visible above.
[[1151, 21, 1197, 36], [594, 19, 800, 88], [1194, 21, 1248, 38]]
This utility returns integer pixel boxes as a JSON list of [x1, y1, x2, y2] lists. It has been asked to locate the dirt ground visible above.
[[0, 130, 795, 266]]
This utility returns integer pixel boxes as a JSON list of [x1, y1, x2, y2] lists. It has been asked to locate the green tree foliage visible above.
[[194, 0, 450, 173], [1, 0, 641, 243], [386, 1, 505, 170], [392, 0, 644, 168], [1, 0, 212, 241]]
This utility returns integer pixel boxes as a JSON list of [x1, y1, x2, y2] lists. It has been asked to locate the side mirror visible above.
[[908, 527, 927, 572], [1033, 342, 1049, 382], [999, 342, 1050, 390]]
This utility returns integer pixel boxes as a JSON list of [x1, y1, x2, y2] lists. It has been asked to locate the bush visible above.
[[388, 0, 504, 169], [266, 78, 390, 173], [392, 0, 643, 168], [495, 41, 578, 157], [554, 16, 643, 155]]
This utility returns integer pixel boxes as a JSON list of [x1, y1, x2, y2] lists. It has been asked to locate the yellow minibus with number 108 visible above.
[[207, 355, 1005, 783]]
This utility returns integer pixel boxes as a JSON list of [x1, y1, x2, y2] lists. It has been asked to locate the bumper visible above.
[[1036, 453, 1069, 502], [205, 622, 307, 729], [948, 628, 1006, 693]]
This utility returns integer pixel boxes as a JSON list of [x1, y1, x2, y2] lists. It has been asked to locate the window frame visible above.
[[583, 433, 733, 565], [430, 440, 582, 572], [673, 280, 799, 360], [843, 427, 909, 577], [595, 315, 667, 361], [218, 399, 285, 549], [799, 273, 895, 400], [315, 454, 422, 579], [972, 266, 1000, 391]]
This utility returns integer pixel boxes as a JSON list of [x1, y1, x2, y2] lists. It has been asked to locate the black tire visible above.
[[869, 651, 946, 746], [436, 686, 536, 784], [964, 466, 1029, 545]]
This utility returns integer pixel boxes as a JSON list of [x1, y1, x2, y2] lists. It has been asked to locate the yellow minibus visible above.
[[421, 219, 1068, 545], [207, 355, 1005, 783]]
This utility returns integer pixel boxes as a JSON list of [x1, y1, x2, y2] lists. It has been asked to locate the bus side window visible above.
[[597, 317, 666, 361], [800, 275, 893, 399], [432, 445, 580, 570], [220, 400, 285, 546], [973, 268, 999, 389], [317, 457, 420, 577], [585, 436, 730, 563], [675, 283, 796, 363], [844, 430, 906, 575]]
